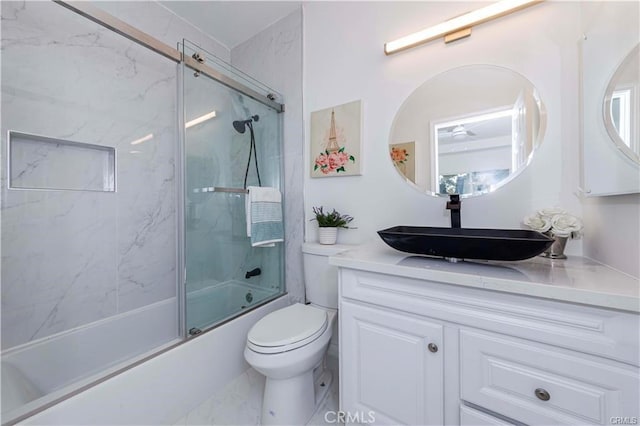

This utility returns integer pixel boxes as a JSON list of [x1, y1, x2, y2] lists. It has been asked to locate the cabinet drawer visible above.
[[460, 405, 516, 425], [460, 329, 640, 425]]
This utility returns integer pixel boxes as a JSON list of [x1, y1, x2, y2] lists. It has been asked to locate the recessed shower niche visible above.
[[8, 131, 116, 192]]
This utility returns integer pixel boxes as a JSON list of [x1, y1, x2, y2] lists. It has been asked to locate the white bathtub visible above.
[[19, 295, 290, 425], [186, 280, 280, 331], [2, 282, 284, 424], [1, 298, 179, 422]]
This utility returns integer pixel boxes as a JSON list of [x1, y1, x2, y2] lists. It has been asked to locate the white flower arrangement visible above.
[[523, 208, 583, 239]]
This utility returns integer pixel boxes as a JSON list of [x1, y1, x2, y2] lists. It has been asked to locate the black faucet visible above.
[[446, 194, 461, 228], [245, 268, 261, 279]]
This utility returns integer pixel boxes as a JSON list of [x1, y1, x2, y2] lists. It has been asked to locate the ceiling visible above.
[[438, 115, 512, 144], [160, 1, 302, 50]]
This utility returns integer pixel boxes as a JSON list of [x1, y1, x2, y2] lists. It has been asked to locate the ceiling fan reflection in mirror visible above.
[[436, 108, 513, 144], [447, 124, 477, 139]]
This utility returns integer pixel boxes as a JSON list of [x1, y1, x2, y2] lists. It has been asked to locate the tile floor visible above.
[[173, 355, 339, 425]]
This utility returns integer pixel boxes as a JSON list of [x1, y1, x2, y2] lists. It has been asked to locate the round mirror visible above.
[[603, 43, 639, 164], [389, 65, 546, 197]]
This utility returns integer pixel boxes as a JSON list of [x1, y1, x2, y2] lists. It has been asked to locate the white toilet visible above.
[[244, 242, 351, 425]]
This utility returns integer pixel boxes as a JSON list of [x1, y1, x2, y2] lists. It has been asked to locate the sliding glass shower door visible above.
[[181, 42, 285, 334]]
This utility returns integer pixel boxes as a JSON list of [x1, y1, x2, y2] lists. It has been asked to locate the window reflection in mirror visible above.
[[389, 65, 545, 197], [604, 43, 639, 163], [611, 89, 632, 146], [434, 109, 518, 195]]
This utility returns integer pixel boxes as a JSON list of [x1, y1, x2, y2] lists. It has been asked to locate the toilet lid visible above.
[[247, 303, 328, 350]]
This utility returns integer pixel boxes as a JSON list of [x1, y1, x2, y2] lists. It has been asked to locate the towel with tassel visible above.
[[245, 186, 284, 247]]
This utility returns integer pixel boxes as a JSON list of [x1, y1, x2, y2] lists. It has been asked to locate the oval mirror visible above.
[[389, 65, 546, 197], [603, 43, 639, 164]]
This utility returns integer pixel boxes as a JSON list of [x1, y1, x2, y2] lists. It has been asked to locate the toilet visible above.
[[244, 242, 351, 425]]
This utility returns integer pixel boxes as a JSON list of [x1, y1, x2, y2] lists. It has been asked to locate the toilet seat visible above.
[[247, 303, 328, 354]]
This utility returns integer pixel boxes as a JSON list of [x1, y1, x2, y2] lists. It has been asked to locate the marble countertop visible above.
[[329, 241, 640, 313]]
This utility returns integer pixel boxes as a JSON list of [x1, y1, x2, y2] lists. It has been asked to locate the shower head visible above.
[[233, 120, 249, 134], [232, 115, 260, 134]]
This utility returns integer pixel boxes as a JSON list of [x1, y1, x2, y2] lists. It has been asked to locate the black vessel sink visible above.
[[378, 226, 554, 261]]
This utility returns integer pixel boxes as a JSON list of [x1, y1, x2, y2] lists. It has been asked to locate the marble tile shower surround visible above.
[[94, 1, 230, 63], [1, 1, 177, 349]]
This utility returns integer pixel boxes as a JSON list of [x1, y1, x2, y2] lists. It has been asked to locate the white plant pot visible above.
[[318, 227, 338, 245]]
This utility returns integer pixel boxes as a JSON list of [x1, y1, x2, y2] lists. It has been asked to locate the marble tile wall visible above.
[[1, 1, 178, 348], [231, 9, 305, 303], [93, 1, 230, 63]]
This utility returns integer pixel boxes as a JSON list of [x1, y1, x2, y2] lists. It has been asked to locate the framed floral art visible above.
[[310, 100, 362, 177]]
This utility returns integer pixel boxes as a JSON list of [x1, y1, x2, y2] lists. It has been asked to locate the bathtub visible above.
[[17, 294, 290, 425], [1, 298, 179, 422], [2, 281, 284, 424], [186, 280, 281, 332]]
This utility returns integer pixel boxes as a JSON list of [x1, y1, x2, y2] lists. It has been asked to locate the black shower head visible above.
[[233, 120, 248, 134], [232, 115, 260, 134]]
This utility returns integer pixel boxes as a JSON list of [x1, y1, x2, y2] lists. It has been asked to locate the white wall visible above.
[[231, 9, 305, 302], [303, 1, 587, 257], [583, 195, 640, 278]]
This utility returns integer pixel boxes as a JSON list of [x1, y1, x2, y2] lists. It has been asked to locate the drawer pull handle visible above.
[[427, 343, 438, 353], [535, 388, 551, 401]]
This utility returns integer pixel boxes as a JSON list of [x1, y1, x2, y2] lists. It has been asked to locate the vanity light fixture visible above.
[[185, 110, 217, 128], [384, 0, 542, 55]]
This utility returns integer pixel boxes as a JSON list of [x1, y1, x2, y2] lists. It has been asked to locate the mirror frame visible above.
[[389, 64, 547, 199], [602, 43, 640, 165]]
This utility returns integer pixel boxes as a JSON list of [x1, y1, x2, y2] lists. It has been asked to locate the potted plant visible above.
[[311, 206, 354, 245]]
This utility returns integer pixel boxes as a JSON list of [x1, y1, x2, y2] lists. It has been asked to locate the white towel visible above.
[[245, 186, 284, 247]]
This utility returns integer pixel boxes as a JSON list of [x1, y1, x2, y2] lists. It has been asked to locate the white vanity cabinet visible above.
[[335, 249, 640, 426]]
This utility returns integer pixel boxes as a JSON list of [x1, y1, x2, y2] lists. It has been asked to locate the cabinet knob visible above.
[[427, 343, 438, 353], [535, 388, 550, 401]]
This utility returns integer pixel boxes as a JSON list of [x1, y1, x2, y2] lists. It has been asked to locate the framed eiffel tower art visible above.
[[310, 100, 362, 177]]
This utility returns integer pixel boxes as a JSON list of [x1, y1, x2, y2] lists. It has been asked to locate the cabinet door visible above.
[[340, 300, 444, 425]]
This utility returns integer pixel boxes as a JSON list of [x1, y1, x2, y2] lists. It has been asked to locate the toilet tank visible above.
[[302, 243, 353, 309]]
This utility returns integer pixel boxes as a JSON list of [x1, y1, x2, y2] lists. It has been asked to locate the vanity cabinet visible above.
[[337, 263, 640, 426]]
